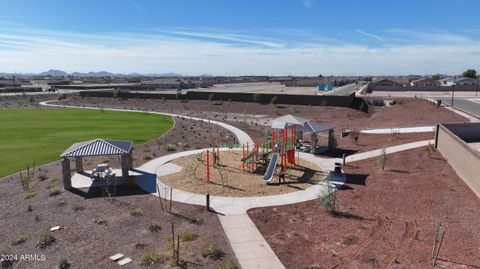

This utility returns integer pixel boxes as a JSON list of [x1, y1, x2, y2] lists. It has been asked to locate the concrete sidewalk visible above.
[[361, 126, 435, 134], [219, 214, 285, 269], [345, 139, 434, 163]]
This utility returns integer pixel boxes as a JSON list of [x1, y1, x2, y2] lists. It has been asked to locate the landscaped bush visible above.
[[219, 258, 238, 269], [180, 231, 198, 242], [10, 235, 26, 246], [208, 93, 215, 101], [24, 190, 36, 199], [167, 145, 177, 152], [48, 187, 61, 196], [201, 243, 224, 260], [36, 232, 56, 249], [57, 94, 67, 100], [139, 250, 165, 267], [130, 209, 143, 217], [59, 257, 70, 269], [146, 220, 161, 232]]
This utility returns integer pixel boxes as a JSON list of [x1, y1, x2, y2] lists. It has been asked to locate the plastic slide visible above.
[[262, 153, 279, 183]]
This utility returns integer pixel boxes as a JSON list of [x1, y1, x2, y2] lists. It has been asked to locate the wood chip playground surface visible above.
[[161, 151, 325, 197]]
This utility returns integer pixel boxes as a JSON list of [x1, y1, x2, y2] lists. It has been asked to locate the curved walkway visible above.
[[40, 100, 434, 269], [39, 100, 253, 145]]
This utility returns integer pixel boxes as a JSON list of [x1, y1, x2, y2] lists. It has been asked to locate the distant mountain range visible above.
[[0, 69, 184, 77]]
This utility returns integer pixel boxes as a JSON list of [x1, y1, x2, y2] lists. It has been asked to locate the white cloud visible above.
[[302, 0, 314, 8], [355, 29, 398, 46], [0, 27, 479, 75]]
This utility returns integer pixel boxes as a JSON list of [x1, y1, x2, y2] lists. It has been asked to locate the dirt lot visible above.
[[248, 148, 480, 268], [161, 151, 324, 197]]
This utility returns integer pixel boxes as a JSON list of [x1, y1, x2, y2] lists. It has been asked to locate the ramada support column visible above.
[[62, 158, 72, 190], [75, 156, 83, 172], [121, 154, 130, 181], [128, 150, 133, 170]]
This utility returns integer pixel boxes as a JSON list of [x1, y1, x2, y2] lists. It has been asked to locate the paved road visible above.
[[327, 83, 359, 96], [435, 97, 480, 117]]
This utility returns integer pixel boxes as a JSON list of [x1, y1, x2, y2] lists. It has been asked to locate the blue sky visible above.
[[1, 0, 480, 75]]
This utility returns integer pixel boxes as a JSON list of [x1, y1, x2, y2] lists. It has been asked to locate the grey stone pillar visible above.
[[128, 151, 133, 170], [75, 156, 83, 172], [121, 154, 130, 181], [62, 158, 72, 190]]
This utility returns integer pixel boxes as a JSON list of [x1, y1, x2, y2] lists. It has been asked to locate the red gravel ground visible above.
[[248, 148, 480, 268]]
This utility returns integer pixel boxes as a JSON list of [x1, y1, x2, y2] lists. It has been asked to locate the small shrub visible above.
[[57, 94, 67, 101], [270, 96, 278, 105], [208, 93, 215, 101], [57, 200, 67, 207], [11, 235, 27, 246], [113, 88, 120, 98], [201, 243, 224, 260], [48, 187, 61, 196], [27, 205, 33, 212], [36, 232, 56, 249], [139, 250, 164, 266], [219, 258, 238, 269], [252, 93, 261, 103], [147, 220, 161, 232], [166, 145, 177, 152], [24, 190, 36, 199], [28, 96, 35, 104], [180, 231, 198, 242], [59, 257, 70, 269], [143, 155, 152, 161], [130, 210, 143, 217], [351, 131, 360, 144], [378, 148, 387, 171]]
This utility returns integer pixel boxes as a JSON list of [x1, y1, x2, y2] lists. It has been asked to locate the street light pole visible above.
[[451, 76, 456, 107]]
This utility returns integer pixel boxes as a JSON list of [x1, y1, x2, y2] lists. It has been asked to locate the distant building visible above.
[[439, 77, 479, 86], [410, 77, 441, 87], [370, 78, 405, 87]]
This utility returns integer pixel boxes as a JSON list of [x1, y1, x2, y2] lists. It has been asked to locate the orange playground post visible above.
[[206, 150, 210, 182]]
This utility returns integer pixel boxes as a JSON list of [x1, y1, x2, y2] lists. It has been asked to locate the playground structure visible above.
[[190, 142, 229, 187], [239, 114, 335, 183]]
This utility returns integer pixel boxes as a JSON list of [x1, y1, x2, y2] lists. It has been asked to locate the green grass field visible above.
[[0, 108, 174, 178]]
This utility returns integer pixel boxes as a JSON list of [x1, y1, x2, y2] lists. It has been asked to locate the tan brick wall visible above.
[[437, 125, 480, 199]]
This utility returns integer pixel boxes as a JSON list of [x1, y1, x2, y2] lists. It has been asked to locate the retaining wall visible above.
[[369, 85, 478, 92], [79, 91, 369, 112], [435, 123, 480, 198]]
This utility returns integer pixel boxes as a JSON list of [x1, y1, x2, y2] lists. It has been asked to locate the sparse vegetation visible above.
[[139, 250, 165, 267], [48, 187, 61, 196], [57, 93, 67, 100], [208, 93, 215, 101], [36, 231, 56, 249], [270, 96, 278, 105], [147, 220, 161, 232], [180, 230, 198, 242], [59, 257, 70, 269], [201, 242, 224, 260], [11, 235, 26, 246]]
